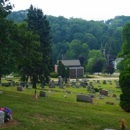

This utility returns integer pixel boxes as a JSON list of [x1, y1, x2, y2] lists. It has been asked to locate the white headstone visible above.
[[0, 111, 4, 125]]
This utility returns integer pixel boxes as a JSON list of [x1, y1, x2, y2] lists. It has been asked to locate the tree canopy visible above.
[[26, 5, 53, 88], [118, 22, 130, 112]]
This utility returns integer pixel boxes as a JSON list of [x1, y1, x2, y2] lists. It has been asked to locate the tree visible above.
[[117, 22, 130, 112], [86, 50, 107, 73], [84, 33, 98, 49], [58, 60, 70, 78], [92, 59, 104, 74], [26, 5, 53, 88], [118, 22, 130, 67], [105, 65, 115, 75], [14, 23, 41, 84], [0, 0, 13, 18], [66, 67, 70, 78], [58, 60, 62, 76], [0, 0, 15, 82], [116, 60, 124, 72], [119, 67, 130, 112]]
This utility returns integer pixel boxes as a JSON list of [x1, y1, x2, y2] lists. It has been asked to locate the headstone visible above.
[[0, 111, 4, 125], [58, 76, 63, 88], [99, 90, 108, 96], [59, 82, 63, 88], [17, 86, 24, 91], [76, 94, 92, 103], [113, 94, 117, 97], [80, 81, 86, 88], [0, 91, 3, 94], [58, 76, 62, 85], [49, 80, 55, 88], [99, 95, 104, 99], [72, 81, 76, 87], [106, 101, 115, 105], [2, 83, 10, 87], [26, 82, 29, 88], [97, 80, 100, 84], [102, 80, 106, 84], [87, 85, 91, 91], [19, 82, 25, 87], [66, 84, 70, 87], [115, 97, 120, 100], [39, 91, 48, 97], [90, 82, 93, 86], [75, 84, 80, 88], [90, 89, 96, 93], [66, 90, 71, 94], [109, 82, 112, 85], [116, 85, 120, 88]]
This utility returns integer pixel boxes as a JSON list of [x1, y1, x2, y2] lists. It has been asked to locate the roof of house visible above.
[[58, 60, 81, 66], [115, 58, 124, 63], [69, 67, 84, 69]]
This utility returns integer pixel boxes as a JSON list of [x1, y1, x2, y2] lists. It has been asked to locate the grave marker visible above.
[[76, 94, 92, 103], [17, 86, 24, 91], [39, 91, 48, 97], [99, 90, 108, 96], [0, 111, 4, 125]]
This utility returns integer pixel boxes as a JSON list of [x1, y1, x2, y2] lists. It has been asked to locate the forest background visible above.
[[7, 10, 130, 73]]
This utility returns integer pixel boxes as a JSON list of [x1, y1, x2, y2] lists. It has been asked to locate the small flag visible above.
[[50, 90, 53, 94], [91, 98, 94, 104], [34, 90, 38, 99]]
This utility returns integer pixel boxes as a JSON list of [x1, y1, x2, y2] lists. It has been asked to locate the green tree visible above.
[[116, 60, 124, 72], [92, 59, 104, 73], [0, 0, 15, 82], [118, 22, 130, 112], [14, 23, 41, 84], [119, 67, 130, 112], [84, 33, 98, 49], [66, 66, 70, 78], [86, 50, 107, 73], [105, 65, 115, 75], [26, 5, 53, 88], [118, 22, 130, 67], [58, 60, 62, 76]]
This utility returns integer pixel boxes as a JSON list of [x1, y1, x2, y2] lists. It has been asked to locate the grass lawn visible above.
[[0, 77, 130, 130]]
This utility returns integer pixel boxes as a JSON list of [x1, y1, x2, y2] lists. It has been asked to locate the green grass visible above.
[[0, 78, 130, 130]]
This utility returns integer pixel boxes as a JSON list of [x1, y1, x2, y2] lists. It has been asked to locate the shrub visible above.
[[50, 72, 58, 78], [85, 75, 94, 78]]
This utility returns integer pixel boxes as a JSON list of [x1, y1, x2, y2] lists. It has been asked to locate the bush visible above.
[[119, 67, 130, 112], [85, 75, 94, 78], [50, 72, 58, 78], [12, 73, 20, 77]]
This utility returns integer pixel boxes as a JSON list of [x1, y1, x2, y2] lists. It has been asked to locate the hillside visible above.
[[7, 10, 130, 64]]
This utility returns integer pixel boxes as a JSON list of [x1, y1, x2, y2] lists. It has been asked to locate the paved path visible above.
[[83, 77, 119, 81], [70, 75, 119, 81]]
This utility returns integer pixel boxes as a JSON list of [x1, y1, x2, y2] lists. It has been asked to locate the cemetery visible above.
[[0, 76, 130, 130]]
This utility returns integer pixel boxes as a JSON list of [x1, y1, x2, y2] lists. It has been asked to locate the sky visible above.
[[10, 0, 130, 21]]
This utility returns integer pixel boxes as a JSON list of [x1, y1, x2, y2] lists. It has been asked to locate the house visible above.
[[55, 60, 84, 78], [113, 58, 124, 69]]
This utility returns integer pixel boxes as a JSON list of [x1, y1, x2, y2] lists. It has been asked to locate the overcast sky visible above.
[[10, 0, 130, 21]]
